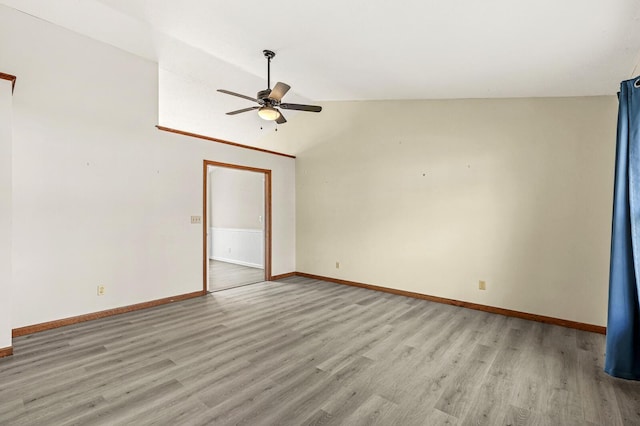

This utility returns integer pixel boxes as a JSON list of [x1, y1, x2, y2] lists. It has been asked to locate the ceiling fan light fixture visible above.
[[258, 106, 280, 121]]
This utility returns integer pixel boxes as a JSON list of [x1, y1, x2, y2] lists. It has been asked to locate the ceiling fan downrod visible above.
[[263, 49, 275, 90]]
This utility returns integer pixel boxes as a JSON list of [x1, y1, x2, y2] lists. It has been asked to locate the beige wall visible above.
[[292, 97, 617, 326], [209, 167, 264, 230]]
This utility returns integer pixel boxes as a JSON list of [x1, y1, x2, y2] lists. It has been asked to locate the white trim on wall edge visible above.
[[211, 227, 263, 233], [211, 256, 264, 269]]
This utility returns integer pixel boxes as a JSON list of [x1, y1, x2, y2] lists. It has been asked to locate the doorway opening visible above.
[[202, 160, 272, 292]]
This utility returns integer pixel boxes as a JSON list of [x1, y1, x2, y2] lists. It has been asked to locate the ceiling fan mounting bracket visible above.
[[263, 50, 276, 60]]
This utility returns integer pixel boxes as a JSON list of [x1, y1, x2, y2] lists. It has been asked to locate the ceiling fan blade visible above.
[[269, 82, 291, 101], [217, 89, 258, 103], [276, 110, 287, 124], [280, 103, 322, 113], [226, 106, 260, 115]]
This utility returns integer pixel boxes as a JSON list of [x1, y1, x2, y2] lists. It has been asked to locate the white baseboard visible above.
[[211, 256, 264, 269]]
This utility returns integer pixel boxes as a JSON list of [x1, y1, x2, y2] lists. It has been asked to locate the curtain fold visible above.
[[605, 76, 640, 380]]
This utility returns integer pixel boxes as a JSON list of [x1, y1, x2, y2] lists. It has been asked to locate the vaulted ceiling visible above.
[[3, 0, 640, 102]]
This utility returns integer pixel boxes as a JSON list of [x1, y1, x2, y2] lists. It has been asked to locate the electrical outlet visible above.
[[191, 216, 202, 224], [336, 261, 340, 269], [97, 285, 105, 296], [479, 280, 486, 290]]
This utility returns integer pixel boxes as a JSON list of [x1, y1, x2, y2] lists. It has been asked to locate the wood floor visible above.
[[1, 276, 639, 425], [209, 259, 264, 292]]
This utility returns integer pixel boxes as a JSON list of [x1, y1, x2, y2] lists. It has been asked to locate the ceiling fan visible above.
[[217, 50, 322, 124]]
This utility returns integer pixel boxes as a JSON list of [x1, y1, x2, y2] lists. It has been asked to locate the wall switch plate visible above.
[[336, 261, 340, 269], [97, 285, 105, 296], [479, 280, 486, 290], [191, 216, 202, 224]]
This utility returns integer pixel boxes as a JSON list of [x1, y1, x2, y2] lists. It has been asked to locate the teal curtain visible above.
[[605, 76, 640, 380]]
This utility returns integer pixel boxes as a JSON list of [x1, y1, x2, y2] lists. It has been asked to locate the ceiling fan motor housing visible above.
[[257, 89, 272, 102]]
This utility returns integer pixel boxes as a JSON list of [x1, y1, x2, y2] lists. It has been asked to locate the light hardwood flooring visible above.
[[208, 259, 264, 292], [1, 276, 639, 425]]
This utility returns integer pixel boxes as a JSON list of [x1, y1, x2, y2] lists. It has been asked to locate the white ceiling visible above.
[[2, 0, 640, 101]]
